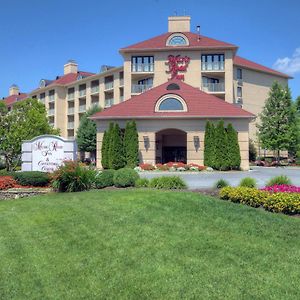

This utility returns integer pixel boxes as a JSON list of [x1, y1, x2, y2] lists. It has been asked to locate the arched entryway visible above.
[[155, 129, 187, 164]]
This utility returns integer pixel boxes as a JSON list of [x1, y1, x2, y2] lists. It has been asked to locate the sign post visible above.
[[21, 135, 77, 172]]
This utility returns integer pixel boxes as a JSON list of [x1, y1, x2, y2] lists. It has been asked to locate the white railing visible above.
[[104, 82, 114, 90], [68, 107, 74, 114], [48, 109, 55, 116], [131, 63, 154, 72], [79, 105, 86, 113], [131, 84, 153, 94], [202, 82, 225, 92], [105, 98, 114, 107], [67, 122, 74, 129], [201, 61, 224, 71], [119, 78, 124, 86], [79, 89, 86, 97], [49, 122, 54, 127], [68, 93, 75, 100], [91, 86, 99, 94], [48, 95, 55, 102], [120, 95, 124, 102]]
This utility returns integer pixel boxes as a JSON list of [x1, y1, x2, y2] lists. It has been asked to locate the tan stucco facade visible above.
[[96, 118, 250, 170]]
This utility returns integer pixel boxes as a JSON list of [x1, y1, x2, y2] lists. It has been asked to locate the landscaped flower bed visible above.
[[261, 185, 300, 193], [135, 162, 207, 172]]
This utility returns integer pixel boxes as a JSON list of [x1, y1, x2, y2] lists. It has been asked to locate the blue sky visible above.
[[1, 0, 299, 99]]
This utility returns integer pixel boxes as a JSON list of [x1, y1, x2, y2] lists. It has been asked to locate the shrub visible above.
[[249, 139, 257, 161], [227, 123, 241, 169], [51, 161, 96, 192], [113, 168, 139, 188], [13, 171, 50, 187], [261, 185, 300, 193], [266, 175, 292, 187], [0, 176, 17, 190], [95, 169, 115, 189], [214, 179, 229, 189], [0, 169, 15, 176], [149, 176, 187, 190], [220, 187, 269, 207], [155, 164, 169, 171], [263, 193, 300, 214], [124, 120, 139, 168], [239, 177, 257, 188], [140, 163, 155, 171], [135, 178, 149, 188]]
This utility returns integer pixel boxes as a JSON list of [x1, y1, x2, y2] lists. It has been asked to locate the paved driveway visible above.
[[140, 166, 300, 189]]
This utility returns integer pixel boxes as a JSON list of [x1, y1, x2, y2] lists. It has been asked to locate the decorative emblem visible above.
[[166, 55, 190, 80]]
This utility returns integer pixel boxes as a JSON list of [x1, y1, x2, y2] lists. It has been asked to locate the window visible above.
[[159, 98, 184, 111], [237, 87, 242, 98], [131, 56, 154, 72], [49, 90, 55, 101], [201, 54, 224, 71], [166, 83, 180, 90], [237, 68, 242, 80], [168, 36, 187, 45]]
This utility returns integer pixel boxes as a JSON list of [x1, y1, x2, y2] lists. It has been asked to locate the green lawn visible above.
[[0, 189, 299, 299]]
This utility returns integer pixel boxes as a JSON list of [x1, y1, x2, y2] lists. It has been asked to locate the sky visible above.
[[0, 0, 300, 99]]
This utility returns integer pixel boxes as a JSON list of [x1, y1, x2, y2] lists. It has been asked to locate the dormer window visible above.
[[155, 94, 187, 112], [39, 80, 46, 88], [77, 74, 83, 80], [166, 33, 189, 46]]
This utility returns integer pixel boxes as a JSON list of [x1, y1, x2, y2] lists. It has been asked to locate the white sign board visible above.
[[22, 135, 77, 172]]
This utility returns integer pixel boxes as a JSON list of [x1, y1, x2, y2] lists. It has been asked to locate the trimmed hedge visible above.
[[95, 170, 115, 189], [220, 186, 300, 214], [13, 171, 50, 187], [113, 168, 139, 188], [135, 178, 150, 188], [149, 176, 187, 190]]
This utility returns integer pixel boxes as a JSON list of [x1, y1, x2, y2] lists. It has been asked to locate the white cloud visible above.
[[273, 47, 300, 75]]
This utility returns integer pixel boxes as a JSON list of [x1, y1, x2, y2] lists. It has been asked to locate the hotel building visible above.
[[1, 16, 291, 170]]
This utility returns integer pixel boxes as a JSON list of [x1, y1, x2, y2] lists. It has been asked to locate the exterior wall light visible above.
[[143, 136, 150, 151], [193, 136, 200, 151]]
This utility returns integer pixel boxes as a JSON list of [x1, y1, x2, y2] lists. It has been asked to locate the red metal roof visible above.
[[91, 80, 255, 120], [2, 93, 28, 106], [120, 32, 237, 52], [233, 56, 291, 78]]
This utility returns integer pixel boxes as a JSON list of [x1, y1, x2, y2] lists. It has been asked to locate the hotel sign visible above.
[[21, 135, 77, 172], [166, 55, 190, 80]]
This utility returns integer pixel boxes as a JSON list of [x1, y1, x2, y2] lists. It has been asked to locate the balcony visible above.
[[68, 93, 75, 101], [105, 98, 114, 108], [91, 86, 99, 94], [48, 108, 55, 116], [68, 107, 74, 115], [202, 82, 225, 93], [120, 95, 124, 102], [132, 63, 154, 73], [119, 78, 124, 86], [104, 82, 114, 91], [201, 61, 224, 72], [48, 95, 55, 103], [79, 105, 86, 113], [67, 122, 74, 129], [131, 84, 153, 94], [79, 89, 86, 98]]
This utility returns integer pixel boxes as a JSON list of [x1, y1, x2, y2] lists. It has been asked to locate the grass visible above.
[[0, 189, 299, 299]]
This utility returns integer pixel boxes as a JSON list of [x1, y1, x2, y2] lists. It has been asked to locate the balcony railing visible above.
[[132, 63, 154, 73], [79, 90, 86, 97], [202, 82, 225, 93], [48, 109, 55, 116], [104, 82, 114, 90], [48, 95, 55, 102], [119, 78, 124, 86], [40, 98, 45, 104], [131, 84, 153, 94], [120, 95, 124, 102], [201, 61, 224, 71], [49, 122, 54, 127], [105, 98, 114, 107], [91, 86, 99, 94], [67, 122, 74, 129], [68, 107, 74, 114], [79, 105, 86, 113], [68, 93, 75, 101]]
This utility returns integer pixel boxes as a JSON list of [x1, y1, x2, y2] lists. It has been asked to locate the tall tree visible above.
[[257, 82, 298, 162], [123, 120, 139, 168], [109, 123, 125, 170], [227, 123, 241, 169], [76, 105, 102, 160], [0, 98, 57, 171], [101, 130, 109, 169], [0, 101, 7, 115], [214, 120, 229, 170], [204, 121, 216, 167]]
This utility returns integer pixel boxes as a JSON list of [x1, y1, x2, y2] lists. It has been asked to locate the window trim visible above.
[[155, 94, 187, 112], [166, 33, 189, 46]]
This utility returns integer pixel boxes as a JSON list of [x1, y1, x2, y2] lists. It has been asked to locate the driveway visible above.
[[140, 166, 300, 189]]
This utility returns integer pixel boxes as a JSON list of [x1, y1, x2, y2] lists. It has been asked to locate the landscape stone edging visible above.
[[0, 188, 52, 200]]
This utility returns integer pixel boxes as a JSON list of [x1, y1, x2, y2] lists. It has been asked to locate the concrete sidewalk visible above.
[[140, 166, 300, 189]]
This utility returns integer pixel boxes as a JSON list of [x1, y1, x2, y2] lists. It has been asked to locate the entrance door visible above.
[[162, 146, 187, 163]]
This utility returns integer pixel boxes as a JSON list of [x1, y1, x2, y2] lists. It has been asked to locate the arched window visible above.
[[158, 98, 184, 111], [169, 35, 187, 45]]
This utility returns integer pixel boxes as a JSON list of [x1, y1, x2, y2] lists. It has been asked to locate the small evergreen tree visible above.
[[101, 130, 109, 169], [226, 123, 241, 169], [257, 82, 297, 162], [107, 122, 115, 169], [124, 120, 139, 168], [109, 123, 126, 170], [204, 121, 215, 167], [214, 120, 229, 170]]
